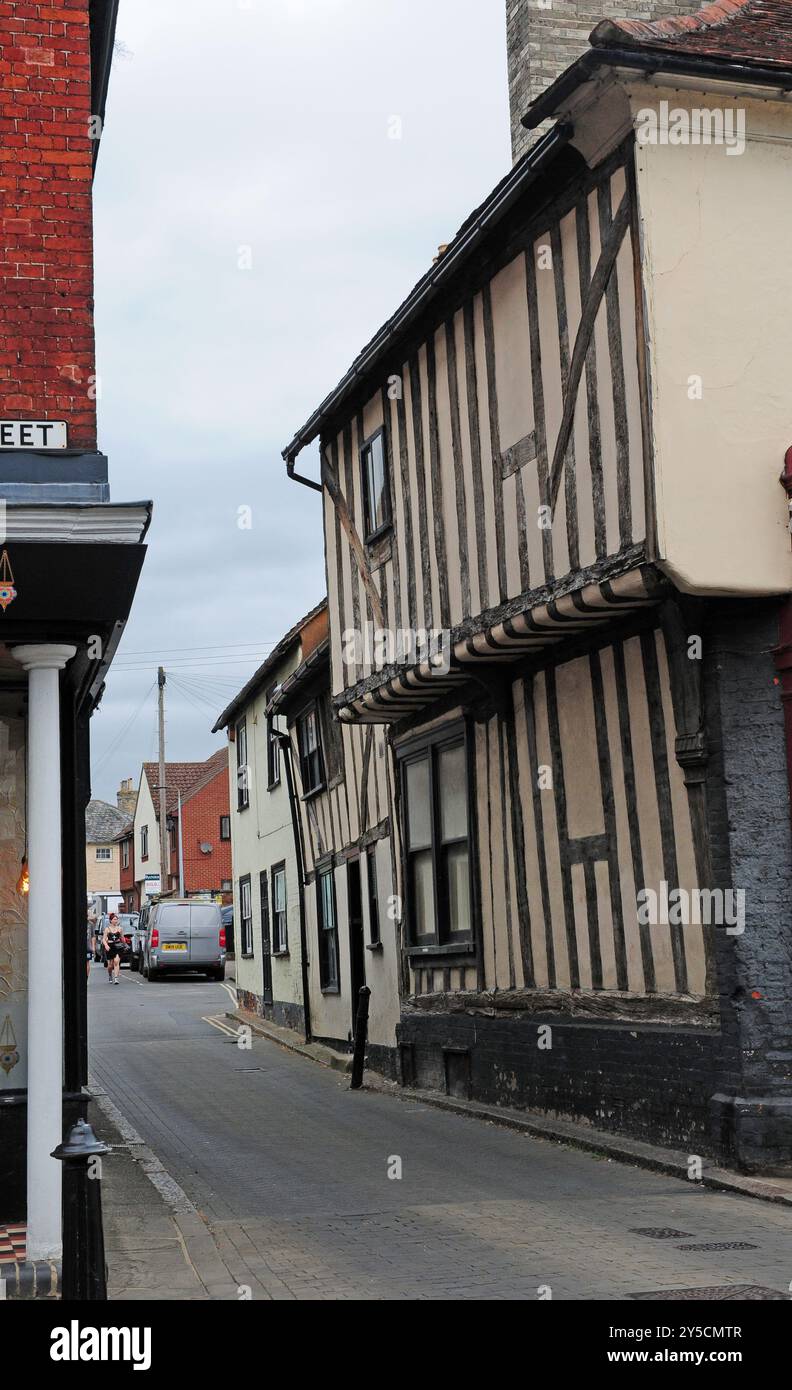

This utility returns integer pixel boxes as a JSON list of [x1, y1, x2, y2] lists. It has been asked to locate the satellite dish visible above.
[[199, 842, 213, 855]]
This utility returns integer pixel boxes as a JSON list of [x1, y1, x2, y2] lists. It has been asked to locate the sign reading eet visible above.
[[0, 421, 68, 449]]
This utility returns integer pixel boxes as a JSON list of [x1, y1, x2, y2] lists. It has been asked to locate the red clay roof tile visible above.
[[591, 1, 792, 68]]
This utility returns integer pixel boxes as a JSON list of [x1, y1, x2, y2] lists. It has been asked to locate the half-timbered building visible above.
[[283, 1, 792, 1172], [215, 601, 401, 1072]]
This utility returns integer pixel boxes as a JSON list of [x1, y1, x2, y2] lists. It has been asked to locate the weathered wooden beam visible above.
[[320, 452, 385, 630], [548, 189, 631, 513]]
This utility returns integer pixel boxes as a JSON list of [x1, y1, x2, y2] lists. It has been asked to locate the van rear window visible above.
[[190, 905, 220, 928], [157, 905, 189, 928]]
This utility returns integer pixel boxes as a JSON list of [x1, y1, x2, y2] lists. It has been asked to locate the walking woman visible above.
[[102, 913, 124, 985]]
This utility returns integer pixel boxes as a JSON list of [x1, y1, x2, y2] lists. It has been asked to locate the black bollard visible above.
[[350, 985, 371, 1091], [52, 1118, 109, 1301]]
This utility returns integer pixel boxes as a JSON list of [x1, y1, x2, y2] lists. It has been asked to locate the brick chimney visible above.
[[0, 1, 110, 500], [506, 1, 698, 163], [117, 777, 137, 818]]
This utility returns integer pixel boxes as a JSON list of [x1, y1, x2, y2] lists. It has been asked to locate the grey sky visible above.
[[90, 0, 509, 803]]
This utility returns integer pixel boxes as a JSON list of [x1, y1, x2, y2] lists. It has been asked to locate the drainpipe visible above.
[[772, 445, 792, 835], [275, 730, 312, 1042], [177, 789, 185, 897]]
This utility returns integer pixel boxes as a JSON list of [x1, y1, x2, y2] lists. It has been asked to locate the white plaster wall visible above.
[[632, 86, 792, 596]]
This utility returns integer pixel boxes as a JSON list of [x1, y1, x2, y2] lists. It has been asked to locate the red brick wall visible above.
[[119, 832, 133, 891], [179, 766, 232, 897], [0, 2, 97, 446]]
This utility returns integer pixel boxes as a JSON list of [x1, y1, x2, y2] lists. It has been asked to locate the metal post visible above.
[[157, 667, 168, 891], [350, 985, 371, 1091], [177, 788, 185, 896], [52, 1118, 109, 1301]]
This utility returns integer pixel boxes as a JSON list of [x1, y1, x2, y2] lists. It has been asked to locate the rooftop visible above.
[[85, 799, 132, 845], [590, 0, 792, 67], [212, 598, 328, 732]]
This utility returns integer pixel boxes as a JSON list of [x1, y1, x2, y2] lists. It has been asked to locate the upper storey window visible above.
[[360, 427, 391, 542]]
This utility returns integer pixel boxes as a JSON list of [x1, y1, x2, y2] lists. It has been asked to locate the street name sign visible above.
[[0, 420, 68, 449]]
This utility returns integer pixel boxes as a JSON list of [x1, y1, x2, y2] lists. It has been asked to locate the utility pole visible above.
[[158, 667, 168, 893]]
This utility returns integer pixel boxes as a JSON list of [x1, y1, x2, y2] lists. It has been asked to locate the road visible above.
[[88, 963, 792, 1301]]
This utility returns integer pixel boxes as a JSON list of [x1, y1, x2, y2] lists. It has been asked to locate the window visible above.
[[366, 844, 381, 946], [95, 846, 111, 862], [169, 822, 177, 853], [220, 815, 231, 841], [401, 730, 472, 950], [236, 718, 249, 810], [360, 427, 390, 541], [266, 684, 280, 789], [122, 840, 130, 870], [271, 863, 287, 953], [239, 875, 253, 956], [317, 866, 339, 991], [221, 879, 232, 892], [140, 824, 149, 860], [297, 704, 325, 795]]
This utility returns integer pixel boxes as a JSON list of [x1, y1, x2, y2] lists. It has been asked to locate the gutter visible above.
[[90, 0, 121, 171], [773, 448, 792, 849], [282, 121, 574, 467], [275, 731, 312, 1043], [523, 46, 792, 130]]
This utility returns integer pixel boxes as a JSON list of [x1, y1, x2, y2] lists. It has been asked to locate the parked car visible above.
[[221, 904, 234, 957], [142, 899, 226, 981], [129, 905, 149, 973]]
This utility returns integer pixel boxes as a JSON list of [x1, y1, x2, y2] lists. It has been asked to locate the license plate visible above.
[[162, 942, 187, 951]]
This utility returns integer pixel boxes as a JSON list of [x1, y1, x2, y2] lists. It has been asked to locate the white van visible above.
[[141, 899, 226, 981]]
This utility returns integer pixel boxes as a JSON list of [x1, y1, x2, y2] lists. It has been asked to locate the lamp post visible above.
[[52, 1118, 109, 1300]]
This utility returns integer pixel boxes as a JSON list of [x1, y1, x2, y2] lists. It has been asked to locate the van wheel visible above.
[[209, 967, 225, 982]]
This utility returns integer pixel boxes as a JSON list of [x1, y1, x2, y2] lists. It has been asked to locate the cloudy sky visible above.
[[90, 0, 510, 803]]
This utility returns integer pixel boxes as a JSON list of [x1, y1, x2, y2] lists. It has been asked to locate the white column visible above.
[[14, 643, 76, 1263]]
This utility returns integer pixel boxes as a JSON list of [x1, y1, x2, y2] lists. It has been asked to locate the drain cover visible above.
[[677, 1241, 758, 1252], [630, 1228, 695, 1240], [632, 1286, 785, 1301]]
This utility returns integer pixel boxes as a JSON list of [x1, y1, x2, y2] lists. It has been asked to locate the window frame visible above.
[[236, 717, 250, 811], [398, 722, 475, 956], [366, 842, 381, 947], [140, 824, 148, 861], [121, 839, 130, 870], [297, 701, 325, 798], [359, 425, 391, 544], [239, 874, 253, 957], [266, 684, 280, 790], [219, 814, 231, 841], [316, 863, 340, 993], [271, 860, 288, 954]]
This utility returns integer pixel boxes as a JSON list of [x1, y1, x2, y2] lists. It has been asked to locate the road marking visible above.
[[202, 1014, 240, 1039], [87, 1074, 198, 1216], [220, 980, 236, 1005]]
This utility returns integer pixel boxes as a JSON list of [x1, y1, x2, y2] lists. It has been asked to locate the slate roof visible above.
[[591, 0, 792, 67], [85, 799, 132, 845]]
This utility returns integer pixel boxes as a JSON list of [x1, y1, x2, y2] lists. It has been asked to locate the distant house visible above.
[[215, 599, 401, 1072], [132, 753, 231, 907], [85, 800, 132, 898], [213, 602, 326, 1034]]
